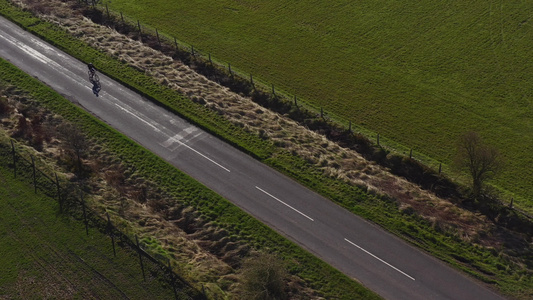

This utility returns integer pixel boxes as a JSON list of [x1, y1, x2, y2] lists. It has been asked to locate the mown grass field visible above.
[[104, 0, 533, 210]]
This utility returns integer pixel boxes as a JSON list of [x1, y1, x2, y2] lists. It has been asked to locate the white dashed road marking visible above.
[[345, 238, 415, 281], [255, 186, 314, 221]]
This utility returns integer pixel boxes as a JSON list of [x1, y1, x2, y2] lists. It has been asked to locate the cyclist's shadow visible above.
[[91, 80, 101, 97]]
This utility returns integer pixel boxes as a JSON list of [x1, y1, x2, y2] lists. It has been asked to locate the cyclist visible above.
[[88, 62, 96, 74]]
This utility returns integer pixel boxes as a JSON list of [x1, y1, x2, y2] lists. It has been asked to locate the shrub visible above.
[[0, 97, 12, 115], [238, 252, 288, 300], [13, 115, 31, 139]]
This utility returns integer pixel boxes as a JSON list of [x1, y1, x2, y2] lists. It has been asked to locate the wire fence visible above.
[[0, 140, 206, 300]]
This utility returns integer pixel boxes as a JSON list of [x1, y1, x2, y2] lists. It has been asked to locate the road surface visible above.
[[0, 15, 505, 300]]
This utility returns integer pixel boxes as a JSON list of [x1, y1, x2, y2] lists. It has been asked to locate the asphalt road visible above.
[[0, 15, 506, 300]]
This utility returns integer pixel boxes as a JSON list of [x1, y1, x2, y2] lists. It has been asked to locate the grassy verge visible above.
[[0, 159, 178, 299], [1, 1, 531, 298]]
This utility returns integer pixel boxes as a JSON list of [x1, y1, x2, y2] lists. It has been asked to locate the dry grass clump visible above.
[[1, 95, 54, 152], [0, 96, 13, 116]]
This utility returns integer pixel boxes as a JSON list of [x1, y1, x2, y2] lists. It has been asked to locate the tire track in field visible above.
[[3, 206, 82, 298], [66, 248, 131, 300]]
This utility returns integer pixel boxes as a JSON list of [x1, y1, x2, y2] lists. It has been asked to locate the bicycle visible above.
[[88, 66, 101, 96], [88, 69, 100, 84]]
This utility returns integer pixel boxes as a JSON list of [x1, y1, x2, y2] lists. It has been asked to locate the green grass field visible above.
[[0, 165, 178, 299], [104, 0, 533, 210]]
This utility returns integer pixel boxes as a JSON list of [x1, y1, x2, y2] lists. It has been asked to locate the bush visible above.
[[0, 97, 12, 115], [238, 252, 288, 300], [13, 115, 31, 139]]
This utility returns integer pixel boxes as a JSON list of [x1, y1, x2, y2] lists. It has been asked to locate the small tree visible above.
[[454, 131, 502, 200], [58, 123, 89, 175], [238, 252, 288, 300]]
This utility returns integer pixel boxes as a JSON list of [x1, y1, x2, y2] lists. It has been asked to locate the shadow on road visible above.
[[91, 81, 101, 97]]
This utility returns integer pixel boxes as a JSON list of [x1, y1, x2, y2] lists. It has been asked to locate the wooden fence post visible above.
[[107, 213, 116, 257], [377, 133, 380, 146], [168, 259, 178, 299], [120, 11, 124, 23], [409, 149, 413, 159], [294, 95, 297, 107], [228, 63, 232, 75], [136, 235, 146, 281], [11, 140, 16, 178], [31, 156, 36, 193], [105, 4, 109, 18], [156, 29, 161, 48], [438, 163, 442, 174], [137, 20, 142, 42], [191, 45, 195, 56], [348, 121, 352, 132], [55, 173, 62, 211], [174, 37, 178, 50], [81, 190, 89, 236], [272, 84, 275, 95]]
